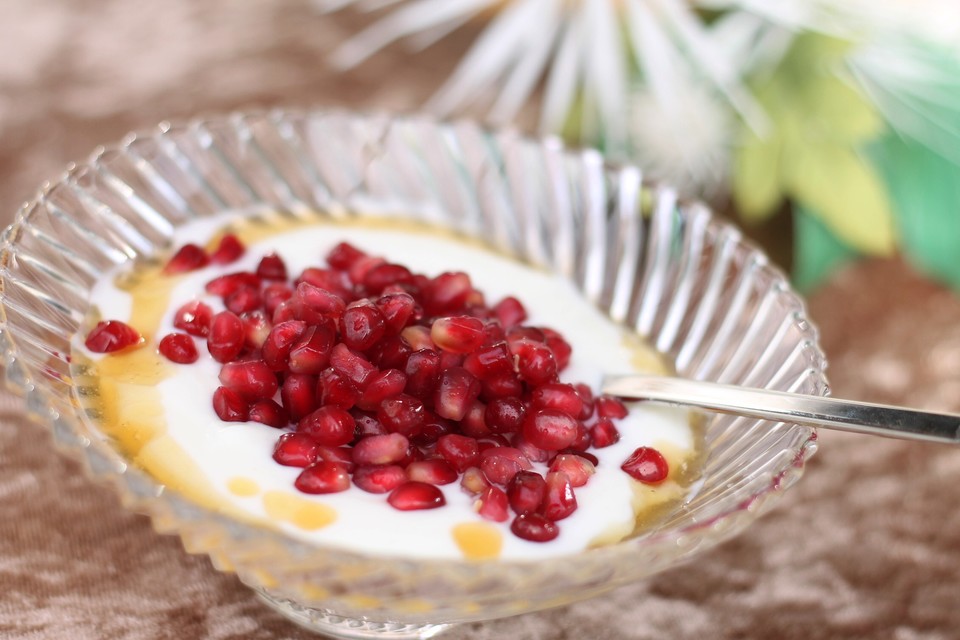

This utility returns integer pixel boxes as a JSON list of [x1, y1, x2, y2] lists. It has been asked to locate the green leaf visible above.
[[733, 127, 783, 221], [793, 204, 858, 292], [868, 132, 960, 288]]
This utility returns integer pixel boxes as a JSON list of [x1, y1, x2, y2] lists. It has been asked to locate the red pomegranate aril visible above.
[[84, 320, 141, 353], [363, 263, 414, 295], [339, 301, 387, 351], [210, 233, 245, 264], [158, 333, 198, 364], [511, 513, 559, 542], [512, 340, 558, 386], [506, 326, 546, 345], [596, 395, 629, 419], [484, 397, 526, 434], [298, 405, 356, 447], [356, 369, 408, 411], [480, 373, 524, 401], [205, 272, 261, 298], [375, 292, 417, 334], [262, 283, 293, 316], [413, 411, 454, 446], [459, 400, 491, 438], [329, 343, 377, 388], [163, 243, 209, 274], [377, 393, 426, 437], [435, 434, 480, 472], [315, 445, 356, 472], [318, 367, 360, 410], [542, 471, 577, 521], [242, 309, 272, 349], [218, 360, 278, 401], [522, 409, 580, 451], [352, 410, 389, 438], [296, 282, 347, 319], [400, 325, 435, 351], [541, 328, 572, 371], [272, 432, 320, 467], [531, 383, 583, 418], [281, 373, 319, 421], [493, 296, 527, 328], [621, 447, 669, 484], [573, 383, 595, 419], [173, 300, 214, 338], [326, 241, 367, 270], [434, 367, 481, 421], [387, 481, 446, 510], [559, 448, 599, 466], [207, 311, 245, 363], [479, 446, 532, 485], [463, 342, 513, 380], [256, 253, 288, 280], [513, 436, 551, 463], [248, 399, 288, 428], [212, 386, 249, 422], [297, 268, 353, 301], [507, 470, 546, 516], [569, 422, 592, 451], [438, 349, 464, 371], [590, 418, 621, 448], [369, 335, 412, 370], [353, 464, 406, 494], [262, 320, 307, 370], [476, 486, 510, 522], [460, 466, 490, 495], [295, 461, 351, 494], [423, 272, 472, 315], [288, 324, 336, 375], [406, 459, 458, 485], [346, 255, 385, 286], [225, 286, 262, 315], [404, 349, 441, 399], [430, 316, 485, 354], [352, 433, 410, 466], [549, 454, 596, 487]]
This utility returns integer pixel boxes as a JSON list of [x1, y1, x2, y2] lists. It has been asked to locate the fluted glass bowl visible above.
[[0, 109, 825, 639]]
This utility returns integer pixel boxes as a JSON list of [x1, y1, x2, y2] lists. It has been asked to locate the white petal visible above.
[[539, 12, 584, 135]]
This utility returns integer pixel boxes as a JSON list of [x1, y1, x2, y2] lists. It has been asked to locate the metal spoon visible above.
[[602, 374, 960, 445]]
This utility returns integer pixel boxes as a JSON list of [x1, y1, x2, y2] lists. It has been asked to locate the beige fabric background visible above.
[[2, 2, 960, 638]]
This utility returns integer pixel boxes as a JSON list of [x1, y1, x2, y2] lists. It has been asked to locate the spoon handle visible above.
[[602, 374, 960, 445]]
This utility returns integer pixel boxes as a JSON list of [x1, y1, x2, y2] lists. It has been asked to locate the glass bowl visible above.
[[0, 109, 825, 639]]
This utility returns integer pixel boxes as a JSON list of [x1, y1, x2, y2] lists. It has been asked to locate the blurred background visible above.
[[3, 1, 960, 639]]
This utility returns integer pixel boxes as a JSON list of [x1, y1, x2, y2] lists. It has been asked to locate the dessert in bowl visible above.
[[0, 109, 825, 638]]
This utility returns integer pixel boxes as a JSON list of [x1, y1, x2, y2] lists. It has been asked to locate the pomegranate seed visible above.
[[484, 397, 526, 434], [348, 255, 386, 286], [242, 310, 272, 348], [363, 263, 414, 295], [507, 471, 546, 516], [574, 383, 595, 419], [261, 320, 307, 370], [298, 406, 356, 447], [375, 292, 417, 333], [353, 464, 406, 494], [430, 316, 485, 354], [541, 328, 572, 371], [435, 434, 479, 472], [205, 272, 261, 298], [173, 300, 214, 337], [356, 369, 408, 411], [281, 373, 319, 421], [559, 448, 599, 466], [413, 411, 453, 446], [549, 454, 596, 487], [423, 272, 472, 315], [210, 234, 245, 264], [506, 326, 546, 345], [479, 446, 532, 485], [296, 282, 347, 320], [459, 400, 490, 438], [256, 253, 288, 280], [463, 342, 513, 380], [621, 447, 669, 484], [273, 432, 320, 467], [596, 395, 629, 419], [295, 461, 351, 494], [481, 322, 506, 345], [249, 399, 288, 428], [212, 386, 249, 422], [158, 333, 198, 363], [479, 373, 524, 401], [207, 311, 245, 363], [377, 393, 426, 437], [542, 471, 577, 521], [387, 481, 446, 510], [163, 243, 209, 274], [476, 486, 509, 522], [512, 340, 558, 386], [297, 268, 352, 301], [513, 436, 550, 463], [315, 445, 356, 472], [493, 296, 527, 328], [84, 320, 141, 353], [329, 343, 377, 388], [218, 360, 278, 401], [401, 325, 435, 351], [369, 335, 412, 370], [262, 283, 293, 315], [326, 241, 367, 270], [531, 383, 583, 418], [406, 459, 458, 485], [288, 324, 336, 375], [438, 349, 465, 371], [511, 513, 559, 542], [522, 409, 580, 451], [434, 367, 481, 421], [225, 286, 262, 315], [352, 410, 388, 438], [352, 433, 410, 466], [318, 367, 360, 409], [590, 418, 621, 448], [460, 466, 490, 495], [339, 301, 387, 351], [404, 349, 441, 399]]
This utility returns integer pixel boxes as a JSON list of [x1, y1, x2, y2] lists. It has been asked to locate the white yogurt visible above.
[[82, 218, 696, 561]]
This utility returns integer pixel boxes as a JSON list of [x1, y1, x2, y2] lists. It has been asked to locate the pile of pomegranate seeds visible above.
[[87, 231, 672, 544]]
